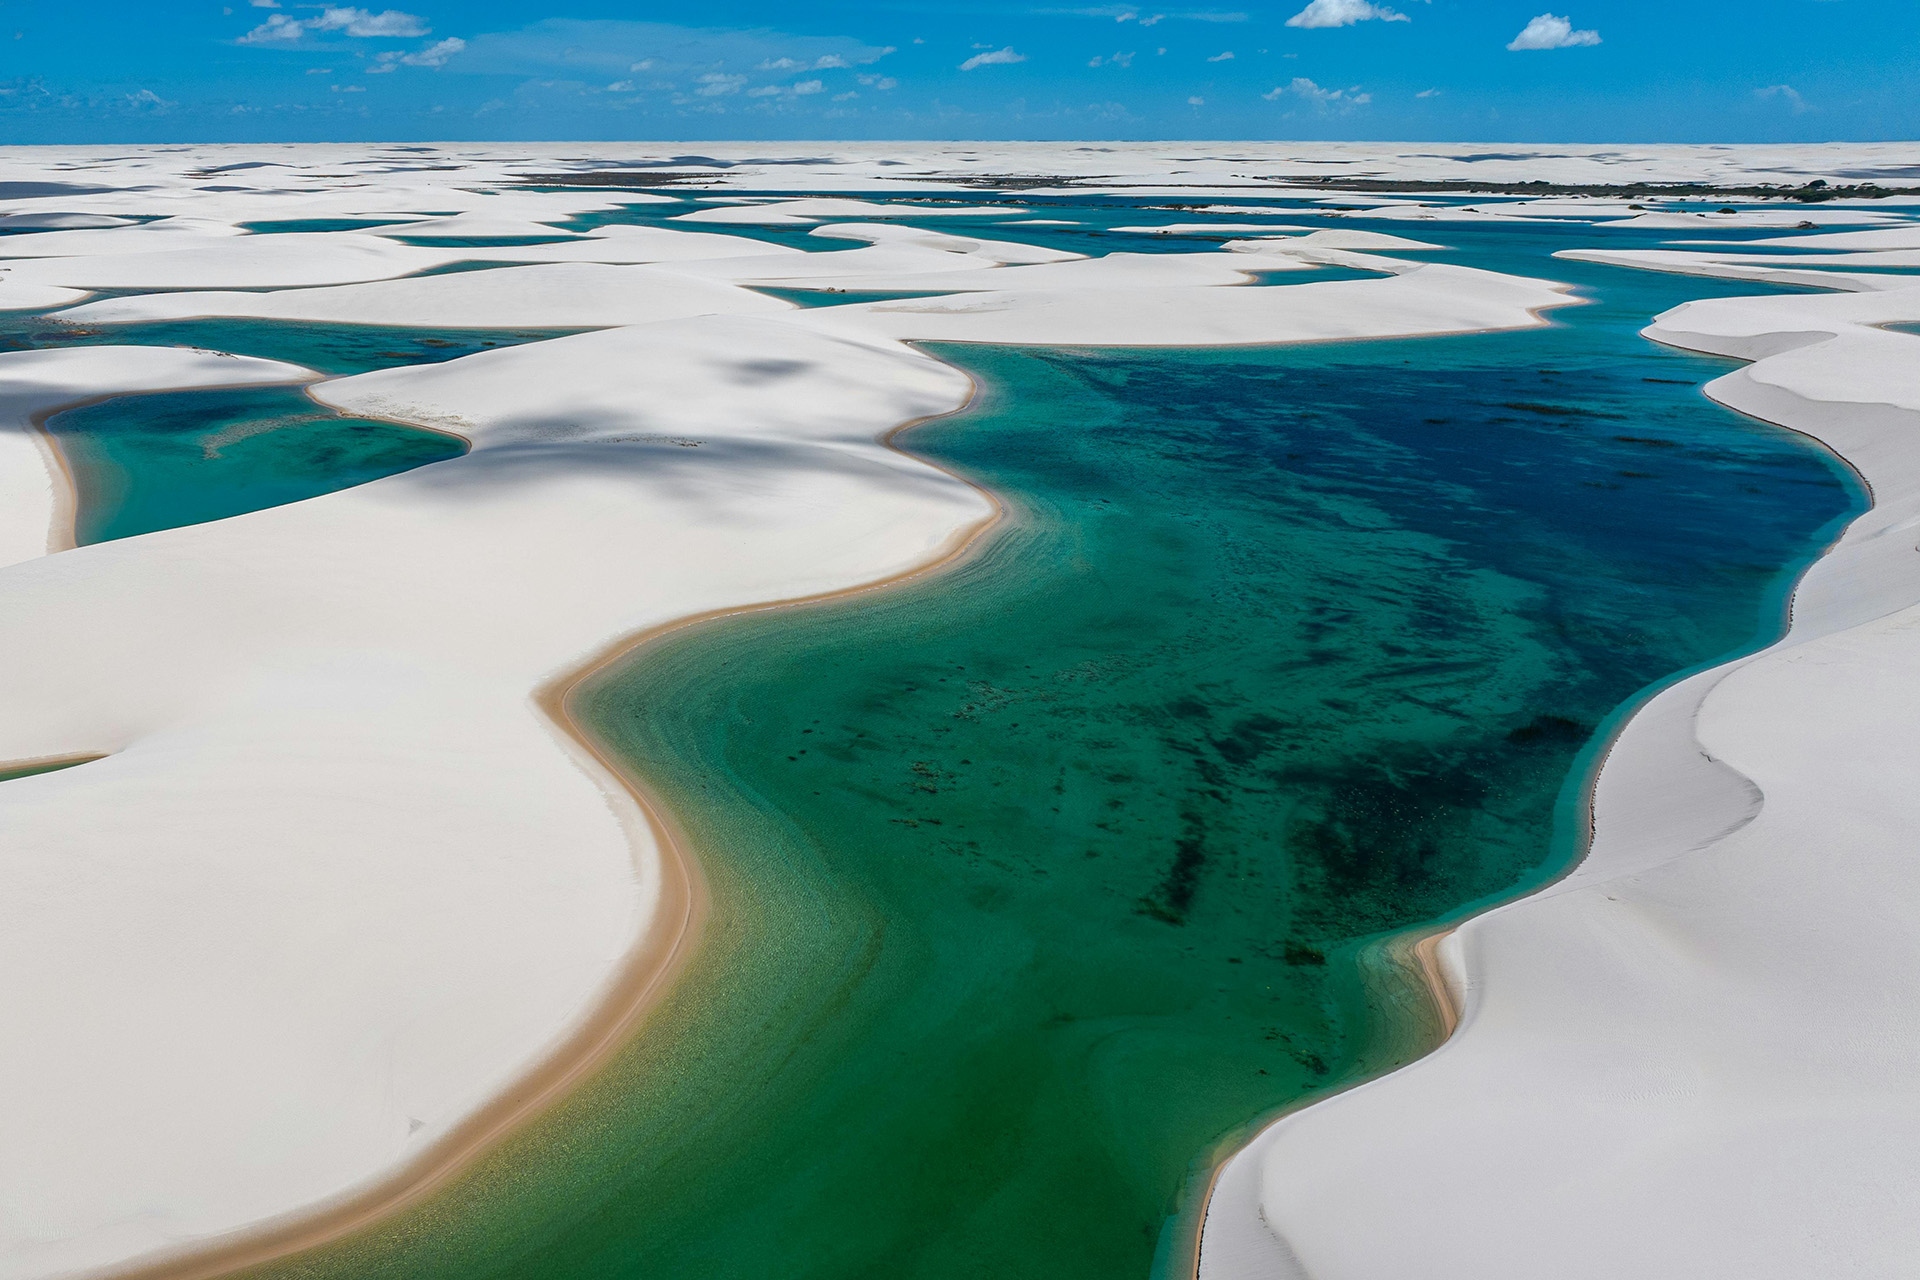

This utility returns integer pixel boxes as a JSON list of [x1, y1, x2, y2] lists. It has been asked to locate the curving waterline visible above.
[[25, 375, 324, 556], [1193, 281, 1920, 1279], [89, 324, 1579, 1280], [60, 292, 1582, 1280], [87, 366, 1001, 1280]]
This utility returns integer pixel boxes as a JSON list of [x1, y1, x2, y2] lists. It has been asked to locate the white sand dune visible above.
[[1606, 207, 1908, 229], [468, 223, 805, 265], [1221, 229, 1447, 254], [807, 263, 1572, 346], [0, 213, 136, 231], [1326, 203, 1586, 223], [1110, 223, 1317, 235], [0, 233, 465, 291], [364, 214, 586, 241], [55, 263, 795, 330], [0, 283, 88, 312], [0, 219, 248, 259], [671, 197, 1021, 225], [743, 250, 1280, 295], [1555, 246, 1915, 292], [655, 233, 1080, 286], [1739, 224, 1920, 250], [1201, 252, 1920, 1280], [807, 221, 1084, 264]]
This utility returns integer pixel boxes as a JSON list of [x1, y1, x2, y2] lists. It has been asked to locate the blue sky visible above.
[[1, 1, 1915, 144]]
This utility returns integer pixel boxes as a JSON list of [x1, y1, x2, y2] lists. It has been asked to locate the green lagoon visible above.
[[4, 210, 1866, 1279], [250, 279, 1857, 1280], [49, 384, 463, 545], [1, 319, 563, 544]]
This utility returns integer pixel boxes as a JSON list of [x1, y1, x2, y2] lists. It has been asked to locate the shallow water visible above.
[[1, 315, 570, 543], [243, 213, 1864, 1280], [48, 383, 464, 544]]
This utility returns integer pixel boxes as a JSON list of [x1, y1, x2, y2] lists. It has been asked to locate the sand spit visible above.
[[1201, 259, 1920, 1276], [0, 152, 1590, 1280], [55, 263, 798, 329], [1555, 246, 1916, 293], [804, 263, 1572, 347]]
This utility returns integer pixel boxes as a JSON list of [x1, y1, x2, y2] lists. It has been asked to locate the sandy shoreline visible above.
[[107, 690, 704, 1280], [25, 377, 329, 557], [83, 370, 1005, 1280], [1200, 262, 1920, 1275]]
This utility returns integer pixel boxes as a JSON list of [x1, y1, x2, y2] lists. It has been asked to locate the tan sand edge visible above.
[[26, 375, 324, 556], [97, 373, 1002, 1280]]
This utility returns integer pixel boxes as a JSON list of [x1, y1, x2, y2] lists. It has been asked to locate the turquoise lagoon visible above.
[[1, 317, 570, 543], [0, 207, 1868, 1278], [243, 222, 1858, 1279]]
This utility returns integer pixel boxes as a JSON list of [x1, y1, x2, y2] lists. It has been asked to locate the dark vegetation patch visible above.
[[1263, 177, 1909, 203]]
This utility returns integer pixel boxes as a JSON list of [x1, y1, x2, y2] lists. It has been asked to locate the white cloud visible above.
[[1207, 50, 1234, 60], [250, 0, 279, 7], [239, 13, 305, 41], [606, 79, 634, 91], [401, 36, 463, 66], [857, 73, 899, 88], [960, 46, 1026, 69], [1187, 94, 1204, 104], [696, 72, 746, 95], [758, 57, 805, 70], [332, 9, 429, 37], [833, 90, 857, 100], [1755, 83, 1808, 113], [1050, 5, 1237, 20], [1264, 75, 1370, 109], [240, 7, 429, 44], [1415, 86, 1440, 97], [1089, 51, 1137, 67], [452, 19, 892, 78], [746, 84, 782, 96], [1285, 0, 1406, 28], [793, 78, 824, 93], [331, 83, 366, 92], [1506, 14, 1600, 50], [366, 34, 461, 71]]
